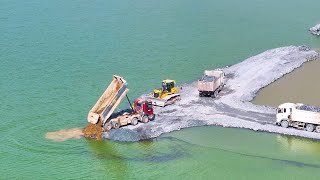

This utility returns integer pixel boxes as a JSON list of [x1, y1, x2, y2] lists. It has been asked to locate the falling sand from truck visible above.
[[83, 121, 104, 140]]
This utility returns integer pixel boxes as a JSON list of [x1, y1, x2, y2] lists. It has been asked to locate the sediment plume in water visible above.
[[46, 122, 104, 141], [82, 121, 103, 140], [45, 128, 84, 141]]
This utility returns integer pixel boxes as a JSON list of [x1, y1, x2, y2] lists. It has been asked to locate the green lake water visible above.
[[1, 0, 320, 179]]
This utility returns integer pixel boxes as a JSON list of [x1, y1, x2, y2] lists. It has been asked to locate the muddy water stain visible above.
[[252, 57, 320, 107], [45, 128, 84, 141]]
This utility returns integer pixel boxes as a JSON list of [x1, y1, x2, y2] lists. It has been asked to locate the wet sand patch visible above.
[[252, 50, 320, 107]]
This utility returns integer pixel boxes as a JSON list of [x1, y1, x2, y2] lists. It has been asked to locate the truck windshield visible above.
[[277, 108, 283, 113]]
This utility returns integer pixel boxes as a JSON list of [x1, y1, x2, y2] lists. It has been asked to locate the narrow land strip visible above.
[[104, 46, 320, 141]]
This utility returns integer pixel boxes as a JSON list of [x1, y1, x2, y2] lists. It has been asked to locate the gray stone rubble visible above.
[[310, 24, 320, 36], [104, 46, 319, 141]]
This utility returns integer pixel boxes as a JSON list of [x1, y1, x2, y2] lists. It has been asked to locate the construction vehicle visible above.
[[198, 69, 225, 97], [87, 75, 155, 131], [276, 103, 320, 133], [149, 79, 180, 107]]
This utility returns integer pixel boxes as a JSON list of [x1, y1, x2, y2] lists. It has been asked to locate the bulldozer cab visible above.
[[150, 79, 180, 106], [153, 79, 178, 99], [162, 80, 176, 93]]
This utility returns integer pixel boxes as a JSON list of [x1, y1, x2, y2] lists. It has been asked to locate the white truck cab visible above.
[[276, 103, 296, 125]]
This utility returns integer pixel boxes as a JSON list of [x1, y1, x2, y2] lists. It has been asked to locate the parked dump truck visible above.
[[87, 75, 155, 132], [198, 69, 225, 97], [276, 103, 320, 133], [148, 79, 180, 107]]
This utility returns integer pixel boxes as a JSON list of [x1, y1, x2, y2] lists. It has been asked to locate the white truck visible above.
[[276, 103, 320, 132], [197, 69, 225, 97]]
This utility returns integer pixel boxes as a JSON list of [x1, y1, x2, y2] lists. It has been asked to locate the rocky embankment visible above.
[[310, 24, 320, 36], [104, 46, 319, 141]]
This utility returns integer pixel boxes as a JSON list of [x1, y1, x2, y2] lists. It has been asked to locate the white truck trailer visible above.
[[276, 103, 320, 132], [197, 69, 225, 97]]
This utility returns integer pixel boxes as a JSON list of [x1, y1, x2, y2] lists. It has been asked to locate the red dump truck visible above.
[[87, 75, 155, 131], [197, 70, 225, 97]]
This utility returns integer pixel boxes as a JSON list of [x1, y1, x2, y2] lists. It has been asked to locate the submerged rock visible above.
[[105, 128, 141, 141], [309, 24, 320, 36]]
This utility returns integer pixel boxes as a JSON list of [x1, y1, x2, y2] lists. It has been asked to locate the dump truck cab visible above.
[[276, 103, 296, 124], [133, 99, 154, 116]]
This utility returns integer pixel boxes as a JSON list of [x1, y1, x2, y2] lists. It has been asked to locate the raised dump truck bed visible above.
[[87, 75, 128, 125], [86, 75, 155, 133]]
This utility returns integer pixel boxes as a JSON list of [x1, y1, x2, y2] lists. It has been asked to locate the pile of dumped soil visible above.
[[82, 121, 103, 140]]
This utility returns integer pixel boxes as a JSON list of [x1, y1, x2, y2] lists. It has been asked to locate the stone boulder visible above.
[[310, 24, 320, 36]]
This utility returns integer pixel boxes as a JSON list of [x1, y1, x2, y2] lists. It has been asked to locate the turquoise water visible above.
[[1, 0, 320, 179]]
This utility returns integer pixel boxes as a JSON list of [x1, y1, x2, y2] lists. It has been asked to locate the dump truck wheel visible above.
[[112, 121, 120, 129], [142, 116, 149, 123], [306, 124, 315, 132], [214, 90, 218, 98], [211, 91, 218, 98], [148, 114, 155, 121], [315, 126, 320, 133], [104, 123, 112, 131], [131, 117, 138, 126], [199, 92, 203, 97], [280, 120, 289, 128]]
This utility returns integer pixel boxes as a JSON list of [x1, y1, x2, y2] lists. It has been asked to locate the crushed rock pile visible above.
[[310, 24, 320, 36]]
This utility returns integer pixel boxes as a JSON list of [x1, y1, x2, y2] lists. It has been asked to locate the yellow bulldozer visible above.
[[150, 79, 180, 107]]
